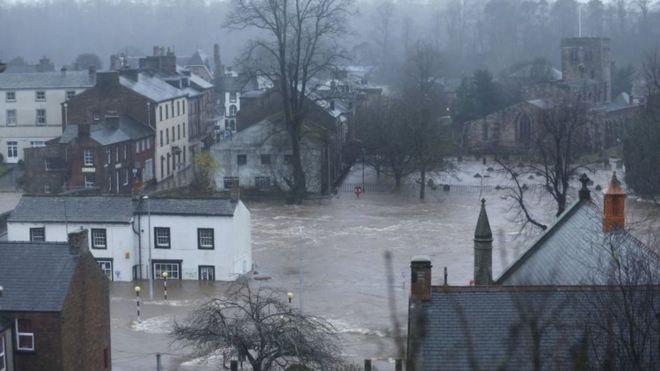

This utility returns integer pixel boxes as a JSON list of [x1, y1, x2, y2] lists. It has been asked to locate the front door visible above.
[[6, 141, 18, 163], [199, 265, 215, 280]]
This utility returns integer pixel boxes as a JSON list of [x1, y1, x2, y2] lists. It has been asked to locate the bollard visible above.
[[162, 271, 169, 301], [134, 286, 141, 322], [364, 359, 372, 371], [395, 359, 403, 371], [230, 360, 238, 371]]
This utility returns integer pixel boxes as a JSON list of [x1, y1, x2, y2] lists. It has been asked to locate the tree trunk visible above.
[[289, 123, 307, 204], [394, 173, 402, 190], [419, 169, 426, 200]]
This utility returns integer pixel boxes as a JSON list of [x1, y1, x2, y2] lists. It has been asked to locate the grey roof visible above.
[[134, 198, 236, 216], [120, 73, 187, 102], [9, 196, 133, 224], [474, 199, 492, 240], [496, 199, 660, 285], [526, 98, 556, 110], [412, 286, 659, 371], [0, 70, 95, 90], [0, 242, 77, 311], [60, 115, 153, 146]]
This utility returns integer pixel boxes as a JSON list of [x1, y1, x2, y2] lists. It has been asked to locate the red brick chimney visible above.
[[603, 172, 626, 232], [410, 256, 432, 302]]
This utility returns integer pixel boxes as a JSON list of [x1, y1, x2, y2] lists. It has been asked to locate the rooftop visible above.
[[134, 197, 236, 216], [120, 72, 187, 102], [0, 242, 78, 311], [0, 70, 95, 90], [8, 196, 134, 224], [60, 115, 153, 146]]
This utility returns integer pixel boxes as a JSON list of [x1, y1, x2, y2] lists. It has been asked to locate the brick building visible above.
[[0, 230, 111, 371], [23, 114, 154, 194]]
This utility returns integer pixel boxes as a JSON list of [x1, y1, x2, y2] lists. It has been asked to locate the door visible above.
[[199, 265, 215, 280], [6, 141, 18, 163], [96, 259, 113, 281]]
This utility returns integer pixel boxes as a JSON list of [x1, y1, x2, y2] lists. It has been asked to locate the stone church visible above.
[[463, 37, 639, 155]]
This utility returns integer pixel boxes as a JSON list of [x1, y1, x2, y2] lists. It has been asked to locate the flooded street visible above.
[[111, 161, 658, 370]]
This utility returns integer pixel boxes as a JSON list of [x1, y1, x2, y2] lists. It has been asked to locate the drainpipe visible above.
[[131, 208, 142, 280]]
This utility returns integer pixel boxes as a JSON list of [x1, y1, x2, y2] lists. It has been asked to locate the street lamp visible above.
[[162, 271, 169, 301], [134, 286, 141, 322], [142, 195, 153, 300], [287, 292, 293, 304]]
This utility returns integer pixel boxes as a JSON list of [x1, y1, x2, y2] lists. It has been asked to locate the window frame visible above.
[[154, 227, 171, 249], [35, 90, 46, 102], [5, 91, 16, 102], [6, 141, 17, 159], [91, 228, 107, 249], [15, 319, 35, 352], [66, 90, 76, 100], [197, 228, 214, 250], [237, 154, 247, 166], [152, 260, 182, 280], [83, 149, 94, 166], [95, 258, 113, 281], [6, 109, 17, 127], [84, 174, 96, 189], [36, 109, 46, 126], [198, 265, 215, 280], [29, 227, 45, 242]]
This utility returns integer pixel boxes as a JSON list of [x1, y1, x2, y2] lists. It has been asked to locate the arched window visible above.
[[517, 113, 532, 143], [229, 105, 237, 116]]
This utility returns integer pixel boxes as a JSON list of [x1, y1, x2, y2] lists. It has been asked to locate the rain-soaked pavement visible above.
[[112, 159, 659, 370]]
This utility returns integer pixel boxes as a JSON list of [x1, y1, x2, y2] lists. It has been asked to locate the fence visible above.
[[339, 182, 548, 194]]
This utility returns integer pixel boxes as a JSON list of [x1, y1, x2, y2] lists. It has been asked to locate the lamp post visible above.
[[162, 271, 168, 301], [143, 195, 153, 300], [287, 292, 293, 304], [134, 286, 141, 322]]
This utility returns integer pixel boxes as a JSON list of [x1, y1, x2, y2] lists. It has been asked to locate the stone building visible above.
[[23, 114, 154, 193], [0, 230, 111, 371], [464, 37, 638, 154]]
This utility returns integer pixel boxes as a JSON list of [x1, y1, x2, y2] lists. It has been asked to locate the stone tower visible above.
[[560, 37, 612, 102], [474, 199, 493, 286]]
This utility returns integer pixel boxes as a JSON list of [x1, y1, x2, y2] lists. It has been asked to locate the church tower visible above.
[[560, 37, 612, 102], [474, 199, 493, 286]]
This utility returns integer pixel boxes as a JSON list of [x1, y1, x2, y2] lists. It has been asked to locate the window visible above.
[[123, 144, 127, 160], [84, 174, 96, 188], [106, 149, 111, 164], [177, 101, 180, 116], [177, 124, 181, 140], [183, 101, 186, 114], [153, 260, 181, 279], [154, 227, 171, 248], [30, 227, 45, 242], [91, 229, 107, 249], [145, 158, 154, 180], [159, 106, 163, 121], [146, 137, 151, 149], [5, 91, 15, 102], [170, 102, 174, 118], [6, 110, 16, 126], [223, 176, 239, 189], [165, 104, 169, 119], [160, 130, 163, 147], [123, 168, 129, 185], [229, 92, 237, 103], [66, 90, 76, 100], [182, 122, 186, 138], [260, 154, 271, 165], [36, 109, 46, 125], [171, 127, 175, 142], [255, 176, 271, 189], [237, 154, 247, 165], [15, 319, 34, 351], [83, 149, 94, 166], [199, 265, 215, 280], [0, 335, 5, 371], [35, 91, 46, 101], [166, 128, 169, 144], [229, 104, 237, 116], [6, 141, 17, 160], [96, 259, 113, 280], [30, 141, 45, 148], [197, 228, 214, 249]]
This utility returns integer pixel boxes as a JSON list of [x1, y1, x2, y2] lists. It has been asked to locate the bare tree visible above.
[[172, 278, 341, 371], [498, 97, 590, 230], [225, 0, 354, 204]]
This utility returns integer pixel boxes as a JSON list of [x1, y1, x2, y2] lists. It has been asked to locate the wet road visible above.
[[111, 162, 657, 370]]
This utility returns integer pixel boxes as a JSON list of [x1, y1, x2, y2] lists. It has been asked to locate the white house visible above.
[[7, 196, 252, 282], [0, 69, 95, 163]]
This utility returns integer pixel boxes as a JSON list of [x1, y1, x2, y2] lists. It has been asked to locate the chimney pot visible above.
[[411, 256, 432, 302], [603, 172, 626, 232]]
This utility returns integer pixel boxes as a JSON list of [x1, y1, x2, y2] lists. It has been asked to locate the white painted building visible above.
[[0, 70, 95, 163], [7, 196, 252, 282]]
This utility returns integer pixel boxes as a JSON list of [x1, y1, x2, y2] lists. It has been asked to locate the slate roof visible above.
[[134, 198, 236, 216], [0, 71, 95, 90], [0, 242, 77, 311], [60, 115, 153, 145], [8, 196, 133, 224], [496, 199, 660, 285], [120, 73, 186, 102], [412, 285, 659, 371]]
